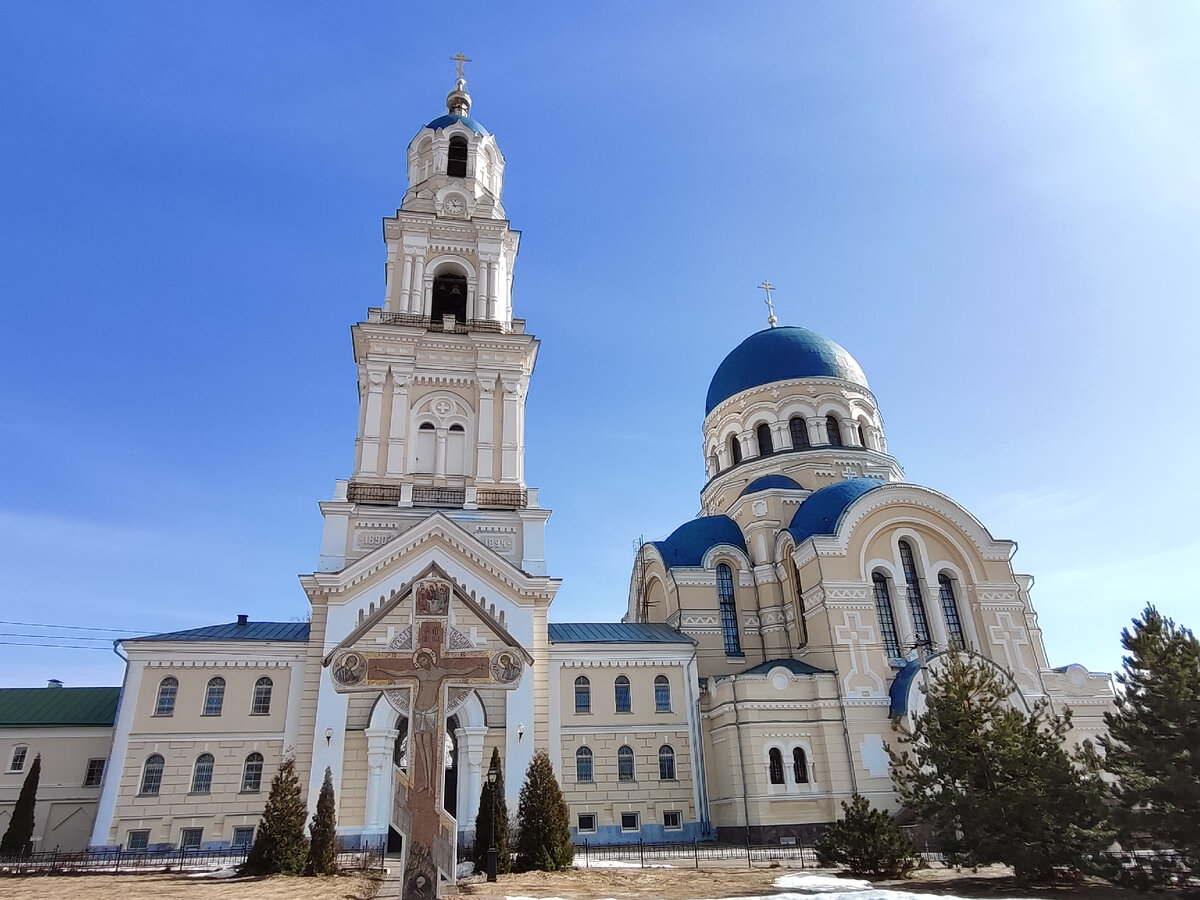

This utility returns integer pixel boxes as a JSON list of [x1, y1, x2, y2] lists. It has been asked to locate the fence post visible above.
[[745, 835, 751, 868], [693, 837, 698, 869], [584, 839, 588, 868]]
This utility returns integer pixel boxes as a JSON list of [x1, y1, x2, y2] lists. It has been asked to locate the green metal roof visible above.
[[124, 620, 310, 643], [548, 623, 694, 644], [0, 686, 121, 728]]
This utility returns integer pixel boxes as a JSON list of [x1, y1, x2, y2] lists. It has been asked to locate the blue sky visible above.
[[1, 2, 1197, 687]]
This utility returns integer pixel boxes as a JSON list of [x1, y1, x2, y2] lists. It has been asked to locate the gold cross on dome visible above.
[[450, 52, 471, 81], [758, 280, 778, 327]]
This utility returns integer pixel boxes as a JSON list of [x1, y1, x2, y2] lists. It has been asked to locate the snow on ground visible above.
[[575, 858, 676, 868]]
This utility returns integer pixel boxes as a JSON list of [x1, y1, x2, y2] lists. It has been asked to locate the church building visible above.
[[55, 67, 1114, 882]]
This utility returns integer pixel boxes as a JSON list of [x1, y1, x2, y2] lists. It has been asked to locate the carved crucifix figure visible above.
[[328, 576, 526, 900]]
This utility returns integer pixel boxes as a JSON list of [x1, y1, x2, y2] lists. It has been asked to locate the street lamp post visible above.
[[485, 759, 499, 882]]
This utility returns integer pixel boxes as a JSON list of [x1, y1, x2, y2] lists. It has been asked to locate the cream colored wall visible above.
[[558, 666, 689, 728], [0, 727, 113, 851], [134, 666, 291, 735]]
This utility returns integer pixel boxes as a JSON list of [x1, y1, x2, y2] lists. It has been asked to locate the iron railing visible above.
[[476, 488, 527, 509], [347, 482, 403, 505], [375, 311, 512, 334], [0, 845, 384, 876], [412, 487, 466, 507]]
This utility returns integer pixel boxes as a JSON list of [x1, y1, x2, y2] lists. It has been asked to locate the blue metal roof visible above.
[[424, 113, 489, 135], [705, 326, 869, 415], [889, 658, 923, 717], [740, 657, 830, 676], [650, 515, 747, 570], [125, 621, 311, 643], [0, 686, 121, 728], [740, 474, 803, 497], [548, 623, 694, 644], [787, 478, 886, 543]]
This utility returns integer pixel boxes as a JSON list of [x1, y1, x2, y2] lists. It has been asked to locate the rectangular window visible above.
[[8, 745, 28, 772], [232, 826, 255, 849], [180, 827, 203, 850], [576, 813, 596, 834], [663, 810, 682, 830], [620, 812, 640, 832], [84, 758, 106, 787], [126, 830, 150, 851]]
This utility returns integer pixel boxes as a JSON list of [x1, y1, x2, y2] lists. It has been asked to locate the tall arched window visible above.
[[431, 271, 468, 322], [825, 415, 843, 447], [729, 434, 742, 465], [756, 423, 773, 456], [414, 421, 437, 474], [241, 752, 264, 792], [857, 423, 867, 447], [768, 747, 785, 785], [789, 416, 810, 450], [898, 540, 931, 645], [793, 747, 809, 784], [203, 677, 225, 716], [447, 135, 468, 177], [140, 754, 164, 795], [658, 745, 676, 780], [614, 675, 631, 713], [251, 677, 273, 716], [154, 677, 178, 717], [872, 572, 900, 658], [939, 574, 966, 650], [617, 745, 635, 782], [575, 746, 593, 782], [446, 423, 467, 475], [191, 753, 215, 794], [790, 557, 808, 648], [654, 675, 671, 713], [574, 676, 591, 714], [717, 563, 741, 655]]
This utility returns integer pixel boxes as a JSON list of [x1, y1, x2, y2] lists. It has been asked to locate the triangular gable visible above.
[[323, 559, 533, 667]]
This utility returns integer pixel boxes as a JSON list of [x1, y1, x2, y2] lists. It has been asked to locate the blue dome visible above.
[[787, 478, 885, 544], [650, 516, 746, 570], [705, 326, 868, 415], [424, 113, 489, 135], [739, 475, 803, 497]]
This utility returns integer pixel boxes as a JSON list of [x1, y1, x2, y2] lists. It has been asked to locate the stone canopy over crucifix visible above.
[[325, 564, 531, 900]]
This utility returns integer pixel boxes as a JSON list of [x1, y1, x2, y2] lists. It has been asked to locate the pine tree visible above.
[[305, 767, 338, 875], [814, 794, 917, 878], [888, 653, 1109, 881], [1101, 605, 1200, 884], [241, 753, 309, 875], [472, 747, 511, 874], [1, 754, 41, 855], [513, 749, 573, 872]]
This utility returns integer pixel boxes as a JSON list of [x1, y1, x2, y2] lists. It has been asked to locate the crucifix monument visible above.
[[328, 572, 529, 899]]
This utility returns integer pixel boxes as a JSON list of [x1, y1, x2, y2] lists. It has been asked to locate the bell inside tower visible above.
[[431, 271, 468, 323]]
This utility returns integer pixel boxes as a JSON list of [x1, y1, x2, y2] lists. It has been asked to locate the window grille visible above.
[[191, 753, 215, 794], [574, 675, 591, 713], [872, 573, 900, 658], [84, 758, 106, 787], [241, 752, 264, 792], [898, 541, 931, 644], [717, 564, 741, 655], [232, 826, 255, 849], [203, 677, 225, 716], [939, 574, 967, 650], [140, 754, 164, 795], [251, 677, 273, 715], [789, 416, 810, 449], [614, 675, 631, 713], [179, 827, 203, 850], [617, 745, 635, 782], [155, 677, 178, 716], [654, 675, 670, 712], [658, 744, 676, 780], [126, 830, 149, 851], [575, 746, 593, 782], [8, 745, 27, 772]]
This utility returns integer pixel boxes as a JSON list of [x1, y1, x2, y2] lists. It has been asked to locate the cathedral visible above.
[[2, 68, 1113, 888]]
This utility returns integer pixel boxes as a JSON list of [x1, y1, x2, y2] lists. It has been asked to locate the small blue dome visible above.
[[787, 478, 885, 544], [650, 516, 746, 570], [424, 113, 489, 135], [739, 475, 803, 497], [705, 326, 868, 415]]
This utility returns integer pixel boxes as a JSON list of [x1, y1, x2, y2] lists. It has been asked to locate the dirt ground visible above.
[[458, 861, 1167, 900], [0, 872, 380, 900]]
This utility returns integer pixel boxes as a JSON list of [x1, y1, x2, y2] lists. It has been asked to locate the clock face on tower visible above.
[[443, 196, 465, 216]]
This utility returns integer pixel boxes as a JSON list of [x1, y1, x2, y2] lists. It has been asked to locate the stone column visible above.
[[359, 366, 388, 476], [385, 372, 410, 476], [434, 428, 448, 479], [455, 726, 488, 844], [383, 243, 399, 311], [842, 417, 862, 447], [411, 255, 426, 316], [806, 417, 824, 447], [399, 253, 414, 312], [364, 728, 399, 840], [476, 262, 489, 320]]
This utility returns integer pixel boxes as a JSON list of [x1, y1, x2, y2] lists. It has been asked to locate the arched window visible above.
[[825, 415, 843, 447], [756, 423, 773, 456], [431, 271, 468, 322], [203, 676, 225, 716], [654, 675, 670, 713], [191, 753, 215, 794], [251, 677, 273, 716], [414, 421, 436, 474], [140, 754, 164, 795], [768, 747, 785, 785], [446, 423, 466, 475], [898, 540, 931, 646], [241, 753, 264, 792], [939, 574, 966, 650], [614, 675, 631, 713], [789, 416, 810, 450], [575, 746, 593, 782], [574, 676, 591, 714], [154, 677, 178, 717], [447, 135, 468, 177], [717, 563, 741, 655], [658, 744, 676, 780], [617, 745, 635, 782], [872, 572, 900, 658], [793, 747, 809, 784], [857, 423, 867, 447], [729, 434, 742, 465], [790, 557, 808, 648]]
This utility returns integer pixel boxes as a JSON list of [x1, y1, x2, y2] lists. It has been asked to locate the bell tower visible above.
[[316, 64, 549, 576]]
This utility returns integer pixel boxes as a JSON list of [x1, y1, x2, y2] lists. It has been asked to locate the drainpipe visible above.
[[729, 676, 753, 845]]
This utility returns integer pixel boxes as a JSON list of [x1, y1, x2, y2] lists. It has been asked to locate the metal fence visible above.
[[0, 845, 384, 877], [572, 839, 821, 868]]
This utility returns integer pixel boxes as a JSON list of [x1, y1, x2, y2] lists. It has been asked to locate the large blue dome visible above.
[[705, 326, 869, 415]]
